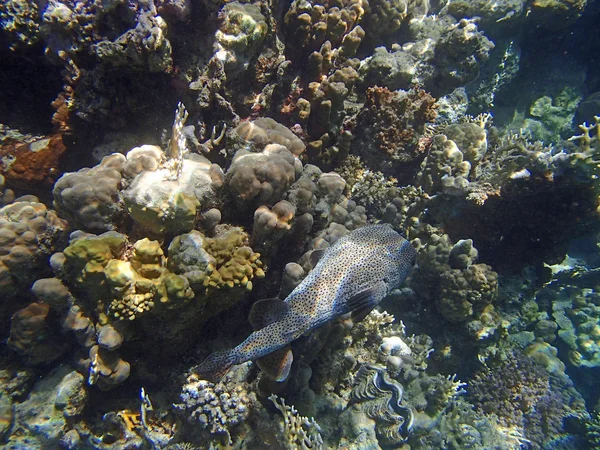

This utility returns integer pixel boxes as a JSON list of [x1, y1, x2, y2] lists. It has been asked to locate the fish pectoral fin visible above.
[[249, 298, 290, 331], [347, 287, 378, 311], [308, 249, 326, 268], [347, 287, 378, 322], [256, 346, 294, 382]]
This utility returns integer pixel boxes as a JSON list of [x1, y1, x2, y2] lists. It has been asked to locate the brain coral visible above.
[[53, 153, 126, 233], [225, 144, 299, 210], [0, 197, 67, 299]]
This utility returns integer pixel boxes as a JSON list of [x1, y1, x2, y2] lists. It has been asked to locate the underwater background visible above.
[[1, 0, 600, 448]]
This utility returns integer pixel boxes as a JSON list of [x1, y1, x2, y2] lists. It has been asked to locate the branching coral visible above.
[[269, 394, 324, 450], [176, 368, 253, 445]]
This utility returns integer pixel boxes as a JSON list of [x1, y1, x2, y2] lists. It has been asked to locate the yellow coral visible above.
[[200, 228, 264, 292], [107, 238, 194, 321]]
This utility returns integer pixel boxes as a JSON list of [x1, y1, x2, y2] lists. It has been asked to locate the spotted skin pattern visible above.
[[196, 224, 417, 380]]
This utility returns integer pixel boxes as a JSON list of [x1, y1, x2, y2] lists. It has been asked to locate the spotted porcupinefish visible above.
[[196, 224, 417, 382]]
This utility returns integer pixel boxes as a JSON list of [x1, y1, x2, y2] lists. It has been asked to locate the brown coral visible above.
[[351, 86, 437, 181], [8, 302, 66, 365], [0, 134, 66, 196]]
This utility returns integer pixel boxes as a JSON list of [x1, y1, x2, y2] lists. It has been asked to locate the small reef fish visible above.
[[196, 224, 417, 382]]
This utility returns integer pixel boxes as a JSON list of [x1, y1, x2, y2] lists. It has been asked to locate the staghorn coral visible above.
[[269, 394, 324, 450]]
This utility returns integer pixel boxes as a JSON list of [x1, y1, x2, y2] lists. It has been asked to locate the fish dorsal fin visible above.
[[257, 346, 294, 382], [347, 287, 378, 322], [249, 298, 289, 331]]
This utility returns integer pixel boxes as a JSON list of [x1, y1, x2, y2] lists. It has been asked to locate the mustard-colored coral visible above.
[[107, 238, 194, 321], [202, 227, 264, 291], [62, 231, 127, 294], [60, 232, 194, 321]]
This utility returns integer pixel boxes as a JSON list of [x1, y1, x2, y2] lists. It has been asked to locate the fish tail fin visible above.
[[196, 349, 239, 382]]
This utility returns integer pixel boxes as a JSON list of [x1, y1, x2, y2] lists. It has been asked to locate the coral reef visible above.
[[1, 0, 599, 447]]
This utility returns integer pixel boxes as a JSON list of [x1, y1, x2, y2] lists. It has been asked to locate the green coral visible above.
[[586, 410, 600, 449], [552, 286, 600, 368], [62, 231, 127, 296], [511, 87, 582, 144]]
